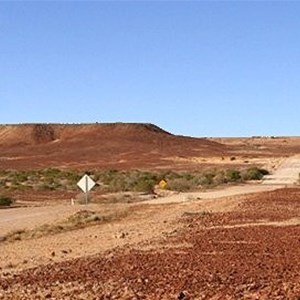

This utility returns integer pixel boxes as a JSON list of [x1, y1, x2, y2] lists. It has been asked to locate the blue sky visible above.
[[1, 2, 299, 137]]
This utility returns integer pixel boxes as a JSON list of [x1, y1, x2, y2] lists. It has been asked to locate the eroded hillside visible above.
[[0, 123, 228, 170]]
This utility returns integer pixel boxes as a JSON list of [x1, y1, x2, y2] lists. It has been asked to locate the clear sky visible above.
[[1, 2, 299, 137]]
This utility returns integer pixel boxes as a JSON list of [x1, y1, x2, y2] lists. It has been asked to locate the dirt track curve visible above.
[[262, 155, 300, 185]]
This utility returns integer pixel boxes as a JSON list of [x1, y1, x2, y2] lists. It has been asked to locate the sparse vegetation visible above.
[[241, 167, 269, 181], [0, 167, 269, 195], [225, 169, 241, 182], [166, 177, 196, 192], [0, 168, 84, 192], [164, 168, 268, 191], [0, 195, 13, 207]]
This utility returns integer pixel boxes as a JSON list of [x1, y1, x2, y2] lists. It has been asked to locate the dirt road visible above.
[[0, 182, 287, 237], [262, 155, 300, 185], [0, 205, 91, 236], [0, 185, 281, 236], [148, 155, 300, 205], [145, 184, 282, 205]]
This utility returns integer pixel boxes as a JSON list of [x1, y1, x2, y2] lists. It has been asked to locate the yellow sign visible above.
[[159, 179, 167, 189]]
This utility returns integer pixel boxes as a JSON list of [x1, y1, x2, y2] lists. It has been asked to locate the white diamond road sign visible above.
[[77, 174, 96, 193]]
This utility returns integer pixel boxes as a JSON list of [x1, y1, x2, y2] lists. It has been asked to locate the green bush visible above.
[[0, 196, 13, 206], [164, 171, 181, 181], [198, 172, 215, 186], [258, 168, 269, 176], [131, 172, 157, 193], [241, 167, 269, 180], [64, 171, 82, 183], [108, 174, 128, 192], [134, 179, 155, 193], [11, 172, 28, 183], [225, 170, 241, 182], [212, 171, 227, 185], [43, 168, 62, 178]]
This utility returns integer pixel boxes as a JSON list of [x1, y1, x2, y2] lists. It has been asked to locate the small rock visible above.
[[115, 232, 128, 239], [119, 232, 126, 239], [177, 291, 190, 300]]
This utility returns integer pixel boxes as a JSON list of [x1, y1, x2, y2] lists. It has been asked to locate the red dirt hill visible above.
[[0, 123, 229, 170]]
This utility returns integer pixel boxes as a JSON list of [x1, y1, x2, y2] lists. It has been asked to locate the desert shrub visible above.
[[97, 170, 119, 186], [38, 178, 61, 190], [134, 178, 155, 193], [11, 172, 28, 183], [241, 167, 268, 181], [64, 171, 82, 183], [164, 171, 182, 181], [44, 176, 56, 185], [182, 173, 195, 181], [108, 174, 128, 192], [213, 171, 227, 185], [225, 170, 241, 182], [10, 177, 20, 186], [0, 196, 13, 206], [258, 168, 269, 176], [11, 185, 32, 192], [130, 172, 157, 193], [198, 172, 215, 186], [43, 168, 62, 178], [26, 172, 40, 183], [166, 177, 196, 192], [97, 170, 158, 193], [0, 170, 10, 177]]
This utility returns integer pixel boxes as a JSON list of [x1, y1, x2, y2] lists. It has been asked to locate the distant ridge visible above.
[[0, 123, 171, 145], [0, 122, 228, 170]]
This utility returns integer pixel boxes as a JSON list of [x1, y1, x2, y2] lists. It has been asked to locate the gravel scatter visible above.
[[1, 189, 300, 299]]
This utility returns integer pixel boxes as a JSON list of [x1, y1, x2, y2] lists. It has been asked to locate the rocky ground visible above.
[[1, 188, 300, 299]]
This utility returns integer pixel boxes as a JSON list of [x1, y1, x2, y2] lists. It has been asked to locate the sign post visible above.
[[77, 174, 96, 205]]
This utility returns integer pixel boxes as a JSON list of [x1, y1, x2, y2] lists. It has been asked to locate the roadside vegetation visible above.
[[0, 167, 269, 194], [0, 195, 13, 207]]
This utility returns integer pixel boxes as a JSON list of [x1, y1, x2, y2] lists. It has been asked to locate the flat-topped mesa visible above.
[[69, 123, 173, 138], [0, 122, 228, 170], [93, 123, 172, 135], [0, 123, 173, 146]]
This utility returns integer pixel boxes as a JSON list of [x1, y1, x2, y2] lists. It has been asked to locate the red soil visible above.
[[1, 188, 300, 299], [0, 123, 229, 170], [1, 123, 299, 171]]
